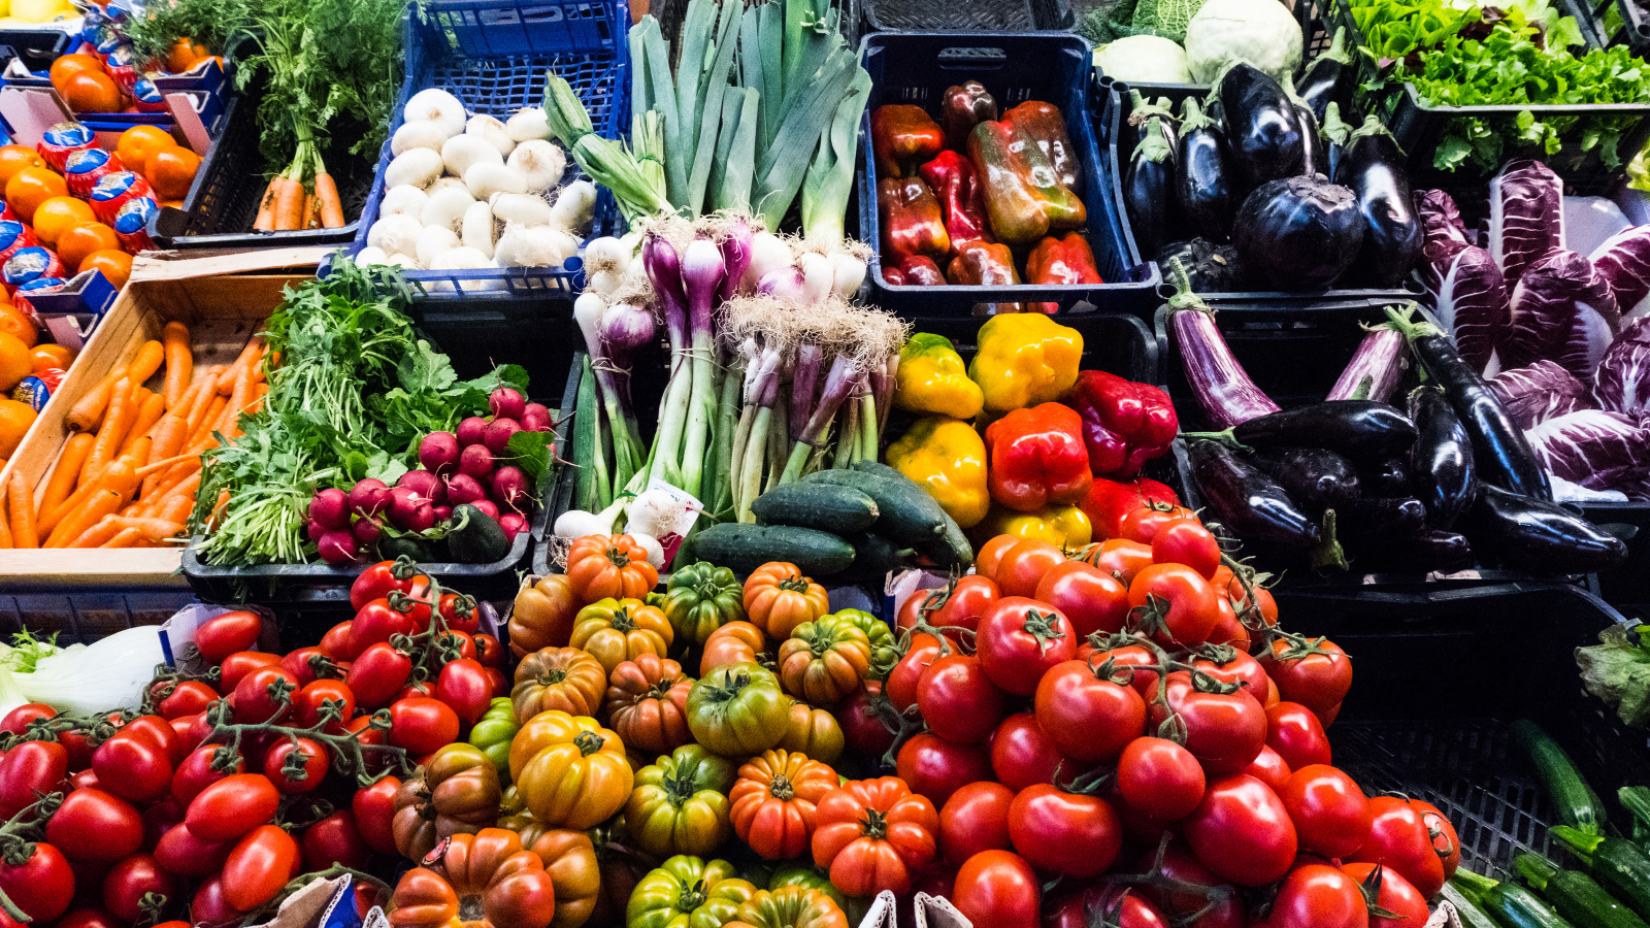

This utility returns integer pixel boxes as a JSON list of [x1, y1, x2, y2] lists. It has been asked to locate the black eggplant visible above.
[[1156, 239, 1243, 291], [1232, 175, 1365, 290], [1125, 91, 1177, 257], [1359, 457, 1413, 496], [1462, 485, 1628, 573], [1188, 439, 1321, 547], [1253, 447, 1362, 511], [1297, 27, 1358, 125], [1287, 78, 1329, 178], [1320, 103, 1354, 186], [1389, 306, 1553, 500], [1230, 400, 1419, 462], [1218, 63, 1304, 194], [1407, 385, 1477, 529], [1339, 116, 1423, 288], [1127, 91, 1177, 153], [1348, 528, 1473, 572], [1174, 97, 1234, 243], [1334, 496, 1428, 538]]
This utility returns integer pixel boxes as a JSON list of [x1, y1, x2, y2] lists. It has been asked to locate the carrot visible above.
[[219, 357, 256, 433], [121, 392, 167, 456], [42, 458, 138, 535], [129, 340, 165, 386], [6, 473, 32, 549], [103, 527, 143, 548], [37, 432, 95, 521], [104, 516, 184, 544], [82, 376, 132, 486], [126, 435, 153, 470], [271, 170, 305, 232], [139, 415, 187, 497], [67, 366, 128, 432], [246, 382, 269, 416], [149, 469, 200, 509], [161, 322, 192, 408], [192, 395, 228, 443], [314, 162, 346, 229], [72, 515, 125, 548], [46, 490, 121, 548], [0, 497, 12, 549], [300, 192, 316, 231], [153, 490, 194, 524], [253, 177, 280, 232], [222, 338, 262, 394], [183, 367, 223, 435]]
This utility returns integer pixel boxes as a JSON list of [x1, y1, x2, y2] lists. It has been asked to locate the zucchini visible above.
[[752, 484, 879, 534], [1551, 827, 1650, 920], [447, 505, 512, 564], [1519, 855, 1650, 928], [1454, 870, 1578, 928], [379, 533, 438, 564], [803, 469, 948, 546], [691, 523, 856, 576], [844, 532, 910, 583], [1442, 880, 1507, 928], [1619, 787, 1650, 850], [1513, 720, 1606, 835]]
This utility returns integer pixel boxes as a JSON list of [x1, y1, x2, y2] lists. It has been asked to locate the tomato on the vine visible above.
[[1269, 864, 1368, 928], [222, 824, 299, 911], [886, 633, 946, 713], [1260, 638, 1353, 721], [233, 666, 298, 725], [0, 739, 66, 820], [0, 703, 53, 736], [1128, 564, 1220, 648], [386, 697, 459, 755], [434, 630, 477, 662], [262, 738, 328, 794], [156, 680, 218, 720], [216, 652, 282, 696], [1151, 520, 1221, 579], [951, 850, 1039, 928], [433, 658, 492, 725], [185, 774, 279, 842], [171, 745, 243, 806], [301, 810, 371, 872], [1087, 538, 1155, 586], [0, 841, 74, 923], [153, 824, 233, 877], [1279, 764, 1371, 859], [350, 560, 428, 612], [351, 776, 401, 856], [318, 622, 354, 660], [293, 679, 356, 732], [929, 575, 1001, 637], [345, 642, 412, 710], [916, 654, 1005, 744], [1076, 642, 1159, 699], [1045, 886, 1172, 928], [1034, 659, 1147, 764], [1241, 745, 1292, 794], [1183, 774, 1297, 887], [1192, 647, 1270, 700], [438, 592, 480, 635], [195, 611, 263, 664], [1137, 843, 1248, 928], [896, 733, 992, 808], [91, 730, 173, 805], [1034, 561, 1128, 639], [124, 715, 185, 766], [1148, 671, 1267, 776], [100, 854, 177, 923], [1119, 505, 1197, 545], [975, 597, 1076, 696], [1414, 799, 1461, 879], [346, 598, 420, 660], [839, 682, 896, 760], [1266, 701, 1333, 771], [190, 874, 244, 927], [1117, 736, 1206, 822], [473, 633, 507, 670], [992, 540, 1066, 599], [47, 789, 143, 862], [1007, 784, 1121, 878], [1347, 797, 1447, 898], [939, 782, 1013, 867], [990, 712, 1091, 792], [1343, 862, 1429, 928], [973, 535, 1024, 584]]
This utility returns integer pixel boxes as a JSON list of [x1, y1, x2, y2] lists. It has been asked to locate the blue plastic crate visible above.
[[344, 0, 628, 300]]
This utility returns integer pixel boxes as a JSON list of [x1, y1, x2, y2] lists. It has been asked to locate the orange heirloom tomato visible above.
[[810, 777, 939, 898], [569, 598, 673, 674], [391, 743, 502, 861], [388, 829, 555, 928], [605, 654, 693, 756], [744, 563, 830, 640], [701, 622, 770, 677], [566, 534, 658, 602], [508, 710, 632, 829], [777, 701, 845, 766], [511, 647, 608, 723], [777, 616, 872, 707], [526, 828, 600, 928], [725, 886, 849, 928], [730, 749, 838, 860], [510, 574, 580, 657]]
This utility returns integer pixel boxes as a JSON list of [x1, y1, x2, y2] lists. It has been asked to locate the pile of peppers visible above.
[[885, 315, 1179, 549], [873, 81, 1103, 311]]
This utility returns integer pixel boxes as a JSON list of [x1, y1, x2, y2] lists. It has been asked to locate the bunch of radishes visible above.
[[308, 385, 552, 564]]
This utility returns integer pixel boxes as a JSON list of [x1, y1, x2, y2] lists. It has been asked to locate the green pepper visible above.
[[626, 855, 758, 928], [661, 563, 746, 648], [968, 120, 1086, 246], [468, 697, 519, 782]]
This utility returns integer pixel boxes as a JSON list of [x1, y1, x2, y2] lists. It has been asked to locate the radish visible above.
[[490, 387, 526, 421], [310, 488, 350, 530], [350, 478, 391, 517], [433, 505, 452, 524], [419, 431, 461, 476], [306, 520, 328, 543], [445, 472, 488, 505], [470, 500, 500, 521], [398, 469, 447, 507], [498, 512, 529, 542], [520, 403, 552, 432], [459, 444, 495, 479], [492, 465, 530, 512], [318, 530, 360, 564], [457, 416, 489, 447], [388, 487, 436, 533], [352, 516, 384, 547], [483, 418, 521, 454]]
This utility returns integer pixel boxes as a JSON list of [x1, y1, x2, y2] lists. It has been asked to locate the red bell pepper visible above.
[[984, 402, 1094, 512], [878, 175, 950, 262], [872, 105, 944, 179], [919, 150, 992, 251], [899, 254, 946, 286], [1002, 100, 1083, 193], [941, 80, 998, 150], [1080, 477, 1182, 539], [881, 266, 908, 286], [947, 240, 1023, 314], [1067, 370, 1179, 479], [968, 119, 1086, 245], [1026, 232, 1103, 313]]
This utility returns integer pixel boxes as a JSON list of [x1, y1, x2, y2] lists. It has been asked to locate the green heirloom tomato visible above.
[[685, 663, 790, 756], [468, 697, 519, 781], [626, 855, 757, 928], [768, 864, 848, 911], [831, 609, 900, 682], [662, 564, 747, 648], [626, 745, 738, 857]]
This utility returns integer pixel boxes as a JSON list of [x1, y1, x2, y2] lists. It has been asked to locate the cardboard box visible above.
[[0, 247, 331, 585]]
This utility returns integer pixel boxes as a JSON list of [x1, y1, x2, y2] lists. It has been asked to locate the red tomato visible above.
[[222, 825, 299, 911], [916, 654, 1006, 744], [343, 717, 391, 775], [840, 682, 897, 760], [1151, 520, 1221, 579], [931, 575, 1001, 636], [1148, 672, 1267, 776], [90, 731, 172, 805], [293, 679, 356, 732], [69, 769, 100, 791], [191, 874, 245, 928], [0, 739, 67, 819], [101, 854, 177, 923], [345, 642, 413, 710], [896, 733, 992, 808], [387, 698, 459, 755], [1205, 597, 1250, 653], [396, 682, 435, 702], [1269, 864, 1369, 928], [195, 611, 263, 664], [185, 774, 280, 842], [887, 633, 946, 713], [1034, 659, 1147, 764], [1280, 765, 1372, 859], [1192, 648, 1270, 701], [1128, 563, 1220, 648], [1342, 862, 1429, 928], [939, 782, 1014, 867], [1119, 505, 1197, 544], [350, 560, 427, 612], [1347, 797, 1447, 898], [1090, 539, 1155, 586], [1137, 843, 1248, 928], [171, 745, 244, 806], [232, 666, 298, 725], [156, 680, 218, 719], [263, 738, 328, 794], [1260, 638, 1353, 720], [435, 630, 478, 662], [1414, 800, 1461, 879], [0, 703, 53, 736], [473, 634, 507, 670], [1117, 736, 1206, 822], [216, 652, 282, 696], [0, 841, 74, 922], [47, 789, 142, 862], [1034, 560, 1128, 639], [1241, 745, 1293, 794], [171, 713, 207, 755], [1082, 477, 1182, 540], [994, 540, 1066, 599], [1076, 643, 1160, 700], [897, 588, 941, 635], [1266, 702, 1333, 770], [434, 658, 492, 725], [318, 621, 354, 660], [952, 850, 1039, 928], [351, 776, 401, 856], [153, 824, 234, 877], [975, 597, 1076, 696], [346, 598, 419, 661], [57, 907, 122, 928], [439, 592, 480, 635], [1007, 784, 1122, 878], [124, 714, 185, 766], [1183, 774, 1297, 887], [973, 535, 1023, 584], [301, 810, 371, 872], [280, 648, 334, 688], [485, 667, 509, 698], [1048, 887, 1172, 928], [141, 799, 183, 852], [990, 712, 1090, 792]]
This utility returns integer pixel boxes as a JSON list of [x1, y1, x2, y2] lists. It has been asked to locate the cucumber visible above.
[[803, 469, 947, 546], [1513, 720, 1606, 835], [1551, 828, 1650, 920], [379, 533, 437, 564], [691, 523, 856, 576], [1619, 787, 1650, 850], [752, 484, 879, 534], [447, 505, 512, 564], [916, 511, 974, 571], [1455, 871, 1577, 928], [1520, 856, 1650, 928], [852, 461, 907, 482], [1442, 880, 1507, 928], [844, 532, 910, 583]]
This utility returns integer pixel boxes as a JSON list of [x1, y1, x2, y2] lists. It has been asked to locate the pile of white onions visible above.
[[360, 88, 600, 290]]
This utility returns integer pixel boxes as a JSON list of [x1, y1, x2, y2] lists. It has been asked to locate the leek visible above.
[[803, 67, 870, 242]]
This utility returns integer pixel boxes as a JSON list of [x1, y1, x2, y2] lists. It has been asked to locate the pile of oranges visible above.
[[0, 313, 70, 461]]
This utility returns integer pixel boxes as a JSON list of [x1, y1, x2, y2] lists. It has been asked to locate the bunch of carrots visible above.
[[0, 321, 267, 549], [252, 143, 346, 232]]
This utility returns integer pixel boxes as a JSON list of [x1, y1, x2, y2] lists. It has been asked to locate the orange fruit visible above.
[[81, 249, 132, 288], [6, 167, 68, 225], [49, 53, 103, 96], [62, 71, 121, 114], [160, 199, 185, 210], [55, 221, 119, 271], [0, 332, 31, 392], [144, 147, 200, 200], [0, 398, 35, 458], [30, 343, 71, 371], [0, 305, 37, 349], [0, 146, 47, 186], [167, 38, 210, 74], [31, 197, 95, 246], [117, 126, 177, 172]]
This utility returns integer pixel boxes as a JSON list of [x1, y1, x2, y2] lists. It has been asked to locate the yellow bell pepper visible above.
[[886, 416, 990, 529], [972, 503, 1093, 549], [968, 313, 1084, 414], [894, 333, 985, 420]]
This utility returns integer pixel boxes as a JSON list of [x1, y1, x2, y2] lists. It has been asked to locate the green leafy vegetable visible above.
[[1577, 623, 1650, 728]]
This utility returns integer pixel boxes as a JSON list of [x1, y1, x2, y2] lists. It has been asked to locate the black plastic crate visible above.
[[857, 32, 1161, 317], [0, 29, 72, 73], [1581, 0, 1650, 60], [862, 0, 1073, 34], [0, 589, 197, 645]]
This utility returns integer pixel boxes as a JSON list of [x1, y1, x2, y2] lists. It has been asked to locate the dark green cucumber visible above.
[[915, 510, 973, 571], [1442, 880, 1508, 928], [844, 532, 910, 582], [1454, 871, 1577, 928], [1552, 827, 1650, 920], [1519, 855, 1650, 928], [447, 505, 512, 563], [803, 469, 947, 545], [379, 533, 437, 563], [1513, 720, 1606, 835], [691, 523, 855, 576], [752, 483, 879, 533], [852, 461, 907, 482]]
